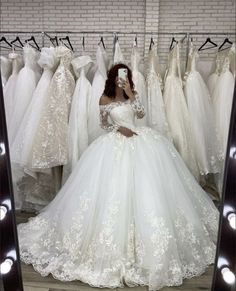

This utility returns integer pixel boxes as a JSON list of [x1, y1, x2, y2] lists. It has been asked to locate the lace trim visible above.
[[130, 93, 145, 119], [19, 201, 217, 289], [99, 104, 121, 132]]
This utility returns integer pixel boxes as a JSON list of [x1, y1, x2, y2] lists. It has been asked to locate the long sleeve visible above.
[[99, 105, 120, 132], [130, 92, 145, 119]]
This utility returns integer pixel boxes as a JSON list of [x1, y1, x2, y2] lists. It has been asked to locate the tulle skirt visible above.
[[184, 71, 220, 175], [18, 127, 219, 290]]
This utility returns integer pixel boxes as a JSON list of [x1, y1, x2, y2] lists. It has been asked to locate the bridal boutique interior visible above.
[[0, 0, 236, 291]]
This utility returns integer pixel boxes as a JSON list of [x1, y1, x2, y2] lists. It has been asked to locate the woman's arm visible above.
[[130, 92, 145, 119], [121, 78, 145, 119]]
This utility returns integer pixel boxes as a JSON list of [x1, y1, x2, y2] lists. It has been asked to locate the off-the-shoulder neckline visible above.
[[99, 99, 131, 107]]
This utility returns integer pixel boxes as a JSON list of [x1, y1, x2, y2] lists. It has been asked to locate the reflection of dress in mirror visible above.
[[212, 44, 235, 192], [18, 91, 219, 290], [10, 47, 59, 210], [0, 55, 12, 87], [184, 48, 220, 179], [212, 45, 235, 158]]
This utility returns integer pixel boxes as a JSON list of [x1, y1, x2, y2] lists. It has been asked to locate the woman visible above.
[[18, 63, 219, 291]]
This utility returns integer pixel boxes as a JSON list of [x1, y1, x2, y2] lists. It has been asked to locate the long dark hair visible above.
[[103, 63, 134, 99]]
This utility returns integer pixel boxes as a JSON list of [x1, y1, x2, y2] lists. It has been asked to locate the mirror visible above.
[[0, 6, 235, 291]]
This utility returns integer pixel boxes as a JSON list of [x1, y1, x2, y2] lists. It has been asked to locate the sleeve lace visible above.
[[99, 105, 120, 132], [130, 92, 145, 119]]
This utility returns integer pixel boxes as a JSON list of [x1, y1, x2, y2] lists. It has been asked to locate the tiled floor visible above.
[[16, 212, 215, 291]]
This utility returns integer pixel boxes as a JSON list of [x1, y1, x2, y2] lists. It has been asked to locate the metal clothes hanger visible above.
[[198, 37, 217, 51], [218, 37, 233, 51], [25, 36, 40, 51]]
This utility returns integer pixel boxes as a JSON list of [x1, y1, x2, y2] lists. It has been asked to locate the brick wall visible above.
[[0, 0, 235, 77]]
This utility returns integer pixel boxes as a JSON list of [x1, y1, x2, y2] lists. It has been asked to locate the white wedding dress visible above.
[[18, 94, 218, 291], [212, 46, 235, 159], [8, 45, 40, 145], [63, 55, 93, 182], [163, 44, 198, 179], [184, 48, 220, 176], [207, 53, 222, 97], [10, 47, 59, 210], [113, 39, 125, 64], [146, 48, 170, 139], [29, 46, 75, 170], [88, 44, 110, 143], [3, 52, 23, 127], [131, 45, 148, 126]]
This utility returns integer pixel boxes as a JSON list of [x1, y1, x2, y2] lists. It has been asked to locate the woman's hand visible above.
[[118, 126, 138, 137], [120, 78, 135, 100]]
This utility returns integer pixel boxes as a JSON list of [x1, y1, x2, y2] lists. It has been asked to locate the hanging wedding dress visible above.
[[184, 46, 220, 176], [146, 47, 170, 138], [10, 47, 59, 210], [113, 39, 125, 64], [131, 45, 148, 126], [212, 44, 235, 193], [29, 45, 75, 170], [11, 47, 58, 169], [212, 44, 235, 159], [3, 52, 23, 127], [0, 55, 12, 87], [163, 44, 198, 179], [8, 45, 40, 145], [88, 43, 110, 143], [207, 53, 222, 97], [18, 93, 218, 291], [62, 55, 93, 182]]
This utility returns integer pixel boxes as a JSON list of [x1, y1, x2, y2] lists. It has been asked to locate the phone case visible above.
[[118, 68, 127, 80]]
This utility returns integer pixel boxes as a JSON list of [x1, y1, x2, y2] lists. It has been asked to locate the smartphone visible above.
[[118, 68, 128, 81]]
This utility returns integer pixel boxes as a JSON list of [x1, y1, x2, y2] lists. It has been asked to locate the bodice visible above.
[[146, 49, 163, 86], [221, 57, 230, 73], [131, 46, 141, 72], [113, 41, 125, 65], [100, 100, 140, 132], [109, 102, 136, 129], [166, 44, 183, 87], [37, 47, 58, 71], [8, 53, 23, 75], [23, 45, 39, 69], [167, 45, 181, 77], [190, 51, 199, 72], [71, 55, 93, 78], [56, 46, 73, 68], [96, 44, 109, 79]]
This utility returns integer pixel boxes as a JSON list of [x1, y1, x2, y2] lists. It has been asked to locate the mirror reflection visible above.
[[0, 1, 235, 291]]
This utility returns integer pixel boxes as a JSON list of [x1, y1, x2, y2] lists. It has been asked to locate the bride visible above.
[[18, 63, 219, 291]]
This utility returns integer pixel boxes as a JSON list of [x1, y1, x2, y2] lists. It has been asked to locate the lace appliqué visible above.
[[99, 104, 120, 132], [30, 61, 75, 168], [130, 93, 145, 119]]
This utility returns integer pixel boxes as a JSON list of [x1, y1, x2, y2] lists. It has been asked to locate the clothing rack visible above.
[[1, 30, 235, 34], [1, 30, 234, 48], [1, 31, 235, 68]]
